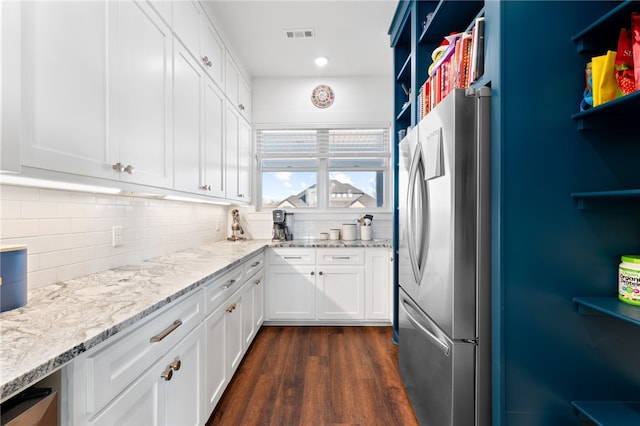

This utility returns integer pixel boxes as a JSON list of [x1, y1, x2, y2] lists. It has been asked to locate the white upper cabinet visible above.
[[20, 1, 112, 179], [203, 77, 226, 198], [173, 0, 224, 87], [202, 19, 225, 88], [173, 40, 204, 194], [225, 105, 251, 202], [109, 0, 173, 188], [225, 55, 251, 122]]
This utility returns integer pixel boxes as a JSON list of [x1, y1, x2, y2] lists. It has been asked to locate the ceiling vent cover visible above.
[[284, 29, 315, 39]]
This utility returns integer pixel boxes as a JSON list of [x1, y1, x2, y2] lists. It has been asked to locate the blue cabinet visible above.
[[390, 0, 640, 425]]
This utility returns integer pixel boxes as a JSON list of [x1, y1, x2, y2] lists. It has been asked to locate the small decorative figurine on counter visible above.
[[227, 209, 246, 241]]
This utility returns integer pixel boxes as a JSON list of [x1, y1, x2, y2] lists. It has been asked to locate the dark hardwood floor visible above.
[[207, 326, 418, 426]]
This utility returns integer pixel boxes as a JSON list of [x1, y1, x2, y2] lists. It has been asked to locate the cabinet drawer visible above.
[[269, 248, 315, 265], [243, 251, 264, 279], [80, 289, 204, 415], [316, 249, 364, 265], [205, 265, 244, 315]]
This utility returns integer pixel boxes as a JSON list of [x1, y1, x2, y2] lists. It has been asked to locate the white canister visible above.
[[342, 223, 356, 241], [329, 229, 341, 240], [319, 232, 329, 240], [361, 226, 372, 241], [619, 255, 640, 306]]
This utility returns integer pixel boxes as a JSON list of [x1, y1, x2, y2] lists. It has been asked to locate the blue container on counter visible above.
[[1, 245, 27, 312]]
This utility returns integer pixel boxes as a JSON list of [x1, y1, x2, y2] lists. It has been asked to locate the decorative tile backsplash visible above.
[[0, 184, 228, 290]]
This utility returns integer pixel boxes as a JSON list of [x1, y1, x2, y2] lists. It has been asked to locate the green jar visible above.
[[619, 255, 640, 306]]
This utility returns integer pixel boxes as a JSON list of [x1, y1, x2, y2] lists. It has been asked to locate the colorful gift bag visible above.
[[591, 50, 618, 106]]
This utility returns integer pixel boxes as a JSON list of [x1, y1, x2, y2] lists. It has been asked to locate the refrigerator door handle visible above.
[[400, 296, 450, 356]]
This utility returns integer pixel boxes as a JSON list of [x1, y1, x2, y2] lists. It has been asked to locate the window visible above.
[[257, 127, 390, 211]]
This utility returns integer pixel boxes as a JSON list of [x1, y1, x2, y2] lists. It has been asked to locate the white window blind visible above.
[[257, 128, 390, 159]]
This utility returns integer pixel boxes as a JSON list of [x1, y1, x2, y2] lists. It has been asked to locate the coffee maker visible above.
[[272, 209, 293, 241]]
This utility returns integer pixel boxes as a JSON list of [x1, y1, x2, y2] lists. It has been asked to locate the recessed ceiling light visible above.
[[315, 56, 328, 67]]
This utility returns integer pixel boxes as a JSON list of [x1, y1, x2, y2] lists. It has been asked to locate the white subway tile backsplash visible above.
[[0, 219, 40, 238], [39, 250, 71, 270], [1, 184, 226, 290], [21, 201, 59, 219], [39, 218, 71, 235], [1, 200, 21, 218]]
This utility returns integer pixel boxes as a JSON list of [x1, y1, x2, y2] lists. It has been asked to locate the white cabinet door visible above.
[[253, 272, 265, 330], [204, 304, 227, 417], [242, 280, 255, 348], [316, 266, 365, 320], [162, 324, 204, 426], [203, 76, 225, 198], [225, 105, 250, 202], [225, 55, 251, 121], [268, 264, 316, 320], [173, 40, 203, 194], [237, 117, 251, 202], [202, 20, 225, 87], [109, 0, 173, 188], [238, 77, 252, 122], [172, 0, 202, 62], [225, 289, 244, 375], [21, 1, 112, 179], [365, 249, 393, 321]]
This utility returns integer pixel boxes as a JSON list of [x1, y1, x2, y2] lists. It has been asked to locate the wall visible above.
[[0, 184, 228, 291], [243, 76, 394, 240]]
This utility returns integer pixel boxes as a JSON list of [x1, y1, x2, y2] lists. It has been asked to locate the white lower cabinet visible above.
[[66, 250, 266, 425], [90, 324, 204, 426], [67, 290, 205, 425], [266, 247, 392, 323], [268, 263, 316, 320]]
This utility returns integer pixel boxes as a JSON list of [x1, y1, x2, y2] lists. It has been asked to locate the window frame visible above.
[[255, 123, 392, 212]]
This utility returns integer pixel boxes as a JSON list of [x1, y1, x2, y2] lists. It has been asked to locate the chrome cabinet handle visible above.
[[310, 271, 314, 276], [150, 320, 182, 343], [318, 271, 323, 276], [250, 261, 260, 267], [284, 256, 302, 260], [237, 193, 245, 198], [202, 56, 212, 67], [161, 366, 173, 381], [201, 184, 212, 191], [238, 104, 245, 111], [223, 279, 237, 289], [112, 162, 124, 173], [123, 164, 134, 174], [331, 256, 351, 260]]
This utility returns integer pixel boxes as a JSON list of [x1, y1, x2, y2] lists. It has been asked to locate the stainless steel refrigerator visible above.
[[398, 87, 491, 426]]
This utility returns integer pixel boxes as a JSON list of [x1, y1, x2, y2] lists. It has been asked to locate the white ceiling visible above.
[[203, 0, 397, 79]]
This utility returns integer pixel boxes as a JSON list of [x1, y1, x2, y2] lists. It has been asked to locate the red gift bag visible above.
[[631, 13, 640, 92], [615, 28, 636, 95]]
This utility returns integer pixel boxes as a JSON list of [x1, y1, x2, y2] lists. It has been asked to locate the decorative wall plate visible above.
[[311, 84, 335, 108]]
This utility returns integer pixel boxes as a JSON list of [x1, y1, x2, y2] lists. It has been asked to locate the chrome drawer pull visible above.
[[284, 256, 302, 259], [150, 320, 182, 343], [250, 261, 260, 267], [223, 279, 237, 289], [331, 256, 351, 260]]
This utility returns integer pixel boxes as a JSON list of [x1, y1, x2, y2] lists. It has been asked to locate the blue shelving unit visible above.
[[572, 401, 640, 426], [574, 297, 640, 326]]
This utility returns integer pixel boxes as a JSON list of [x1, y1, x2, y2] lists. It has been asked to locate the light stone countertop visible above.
[[0, 238, 392, 401]]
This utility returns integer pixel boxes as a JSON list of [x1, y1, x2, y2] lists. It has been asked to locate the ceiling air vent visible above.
[[283, 29, 314, 39]]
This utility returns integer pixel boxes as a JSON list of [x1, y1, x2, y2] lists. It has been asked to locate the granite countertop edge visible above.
[[0, 238, 391, 401]]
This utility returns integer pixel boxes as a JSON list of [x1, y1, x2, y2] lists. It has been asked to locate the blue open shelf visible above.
[[573, 297, 640, 327], [572, 189, 640, 210], [572, 401, 640, 426]]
